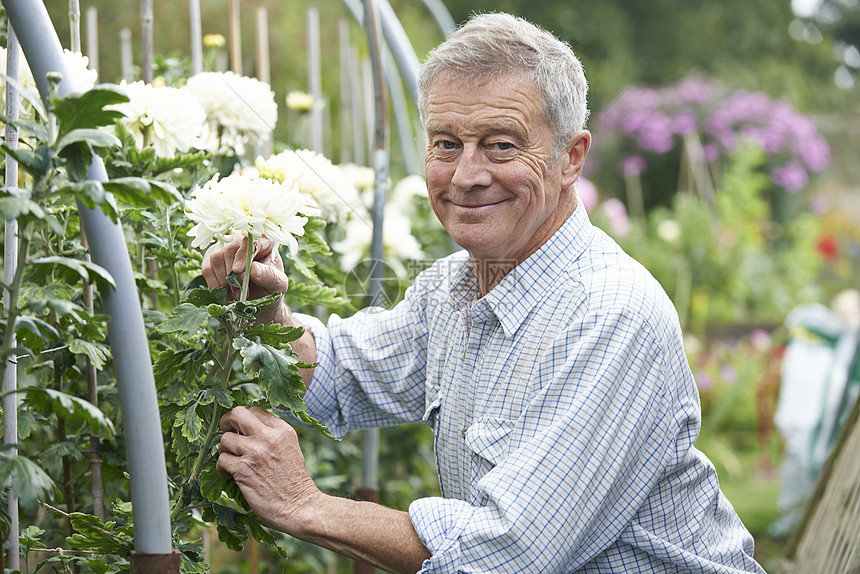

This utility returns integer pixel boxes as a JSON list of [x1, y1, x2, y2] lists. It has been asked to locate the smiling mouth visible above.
[[452, 199, 506, 209]]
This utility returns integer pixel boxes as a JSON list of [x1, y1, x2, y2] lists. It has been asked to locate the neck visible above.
[[470, 194, 578, 295]]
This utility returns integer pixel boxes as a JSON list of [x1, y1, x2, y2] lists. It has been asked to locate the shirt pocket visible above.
[[464, 417, 516, 505]]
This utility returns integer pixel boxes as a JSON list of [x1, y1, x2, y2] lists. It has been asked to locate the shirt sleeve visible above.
[[294, 273, 436, 437], [409, 308, 696, 573]]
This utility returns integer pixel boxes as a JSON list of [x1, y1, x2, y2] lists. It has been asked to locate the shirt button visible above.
[[461, 426, 469, 438]]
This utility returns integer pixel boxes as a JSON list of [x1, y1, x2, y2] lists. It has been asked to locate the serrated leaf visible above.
[[153, 348, 197, 388], [66, 512, 133, 553], [203, 384, 233, 409], [103, 177, 155, 207], [53, 85, 128, 139], [29, 256, 116, 292], [25, 387, 116, 440], [14, 315, 60, 341], [19, 525, 46, 550], [0, 144, 52, 177], [39, 441, 84, 475], [0, 73, 47, 121], [185, 287, 228, 307], [0, 195, 47, 220], [175, 402, 203, 442], [198, 464, 226, 502], [0, 450, 55, 505], [158, 303, 210, 336], [285, 278, 354, 313], [55, 128, 120, 154], [232, 336, 306, 413], [69, 338, 110, 370], [242, 322, 305, 347]]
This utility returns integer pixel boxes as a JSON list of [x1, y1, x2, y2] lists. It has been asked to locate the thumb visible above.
[[250, 260, 289, 294]]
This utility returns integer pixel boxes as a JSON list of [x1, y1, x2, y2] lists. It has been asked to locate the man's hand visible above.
[[217, 407, 431, 573], [217, 406, 322, 535], [201, 235, 290, 325]]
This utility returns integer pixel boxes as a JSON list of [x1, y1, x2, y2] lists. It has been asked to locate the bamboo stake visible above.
[[140, 0, 153, 84], [339, 19, 353, 164], [230, 0, 242, 75], [69, 0, 81, 52], [120, 28, 134, 82], [351, 46, 365, 166], [86, 6, 99, 77], [71, 0, 105, 522], [3, 23, 21, 574], [307, 8, 323, 154], [255, 7, 272, 156], [189, 0, 203, 75], [356, 1, 388, 569]]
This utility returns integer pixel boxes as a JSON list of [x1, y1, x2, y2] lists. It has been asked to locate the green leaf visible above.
[[25, 387, 116, 440], [203, 384, 233, 409], [55, 128, 120, 154], [69, 338, 110, 370], [28, 256, 116, 292], [19, 525, 47, 551], [53, 85, 128, 139], [198, 464, 226, 502], [0, 73, 47, 121], [243, 322, 305, 347], [59, 140, 94, 182], [0, 143, 52, 177], [175, 402, 203, 442], [0, 195, 47, 220], [232, 336, 306, 413], [158, 303, 210, 337], [285, 278, 354, 313], [14, 315, 60, 341], [66, 512, 133, 553], [0, 449, 55, 505], [103, 177, 155, 207], [39, 441, 85, 476], [185, 287, 228, 307]]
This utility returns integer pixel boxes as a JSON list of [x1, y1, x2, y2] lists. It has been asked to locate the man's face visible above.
[[423, 74, 583, 265]]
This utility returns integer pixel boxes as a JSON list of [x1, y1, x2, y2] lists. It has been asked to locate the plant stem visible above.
[[240, 232, 253, 303], [0, 221, 34, 385]]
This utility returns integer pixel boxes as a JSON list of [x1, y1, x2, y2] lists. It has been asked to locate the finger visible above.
[[248, 406, 289, 429], [216, 451, 241, 480], [249, 261, 289, 294], [230, 235, 252, 274], [218, 429, 247, 455], [219, 406, 266, 436]]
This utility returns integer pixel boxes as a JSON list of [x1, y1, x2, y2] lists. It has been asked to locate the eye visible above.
[[435, 140, 458, 150], [492, 142, 513, 151]]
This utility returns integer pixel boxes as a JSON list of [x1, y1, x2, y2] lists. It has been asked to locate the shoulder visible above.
[[568, 226, 682, 350]]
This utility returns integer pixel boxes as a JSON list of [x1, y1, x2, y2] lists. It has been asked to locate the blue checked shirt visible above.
[[298, 205, 766, 573]]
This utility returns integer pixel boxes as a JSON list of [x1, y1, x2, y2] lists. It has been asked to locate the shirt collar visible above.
[[484, 205, 594, 336]]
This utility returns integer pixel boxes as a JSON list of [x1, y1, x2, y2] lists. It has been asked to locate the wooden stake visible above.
[[230, 0, 242, 75], [307, 8, 323, 153], [120, 28, 134, 82], [86, 6, 99, 76], [68, 0, 81, 52], [140, 0, 153, 83], [189, 0, 203, 75], [255, 7, 272, 156], [339, 19, 352, 164]]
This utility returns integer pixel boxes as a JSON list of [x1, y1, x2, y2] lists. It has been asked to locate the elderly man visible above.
[[205, 13, 766, 574]]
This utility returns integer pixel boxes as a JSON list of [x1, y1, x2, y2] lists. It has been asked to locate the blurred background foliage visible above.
[[21, 0, 860, 572]]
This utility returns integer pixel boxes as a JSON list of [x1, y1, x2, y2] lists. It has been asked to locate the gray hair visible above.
[[418, 13, 589, 154]]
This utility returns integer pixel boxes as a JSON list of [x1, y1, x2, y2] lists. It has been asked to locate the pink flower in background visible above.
[[720, 365, 739, 384], [620, 155, 647, 178], [771, 161, 809, 193], [702, 143, 720, 163], [600, 198, 630, 238], [577, 177, 599, 211], [748, 329, 772, 352], [696, 371, 714, 391]]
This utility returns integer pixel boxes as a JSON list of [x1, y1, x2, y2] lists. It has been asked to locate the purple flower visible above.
[[676, 78, 712, 103], [798, 135, 831, 172], [720, 364, 738, 384], [696, 371, 714, 391], [599, 198, 630, 238], [672, 109, 698, 136], [771, 161, 809, 193], [619, 155, 647, 177], [577, 177, 599, 211], [701, 143, 720, 163]]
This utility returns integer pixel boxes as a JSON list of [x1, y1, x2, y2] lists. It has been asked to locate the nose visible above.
[[451, 145, 492, 191]]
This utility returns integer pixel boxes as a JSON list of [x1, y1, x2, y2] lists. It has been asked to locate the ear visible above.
[[561, 130, 592, 190]]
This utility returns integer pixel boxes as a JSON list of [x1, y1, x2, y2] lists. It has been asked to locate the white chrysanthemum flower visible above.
[[186, 172, 320, 257], [390, 174, 427, 216], [331, 205, 423, 274], [183, 71, 277, 156], [339, 163, 377, 192], [0, 48, 97, 122], [256, 149, 362, 223], [109, 80, 207, 158]]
